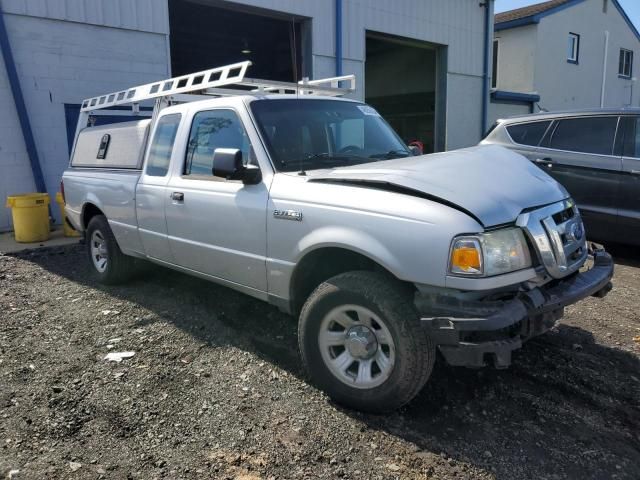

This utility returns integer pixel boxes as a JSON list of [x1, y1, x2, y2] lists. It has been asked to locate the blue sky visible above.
[[495, 0, 640, 30]]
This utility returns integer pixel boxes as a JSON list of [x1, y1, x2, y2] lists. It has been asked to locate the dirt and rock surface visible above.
[[1, 243, 639, 479]]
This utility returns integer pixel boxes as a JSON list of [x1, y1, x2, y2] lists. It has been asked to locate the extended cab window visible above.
[[506, 121, 551, 146], [146, 114, 181, 176], [184, 109, 250, 177], [549, 116, 618, 155]]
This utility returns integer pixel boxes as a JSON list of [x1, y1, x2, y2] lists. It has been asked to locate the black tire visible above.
[[85, 215, 137, 285], [298, 271, 435, 413]]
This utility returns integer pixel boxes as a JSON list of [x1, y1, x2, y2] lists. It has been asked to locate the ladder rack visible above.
[[80, 61, 356, 113]]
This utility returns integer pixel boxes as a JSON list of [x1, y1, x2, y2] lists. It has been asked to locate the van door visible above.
[[136, 113, 182, 262], [164, 108, 268, 292], [536, 115, 622, 243], [619, 116, 640, 243]]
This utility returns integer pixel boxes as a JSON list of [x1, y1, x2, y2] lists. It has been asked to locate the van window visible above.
[[146, 114, 181, 176], [184, 109, 250, 177], [623, 117, 640, 158], [549, 116, 618, 155], [506, 121, 551, 146]]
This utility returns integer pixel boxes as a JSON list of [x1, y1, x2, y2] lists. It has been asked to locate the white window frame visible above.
[[619, 48, 633, 78], [568, 32, 580, 64]]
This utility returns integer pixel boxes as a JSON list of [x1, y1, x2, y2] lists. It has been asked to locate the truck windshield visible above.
[[250, 99, 411, 172]]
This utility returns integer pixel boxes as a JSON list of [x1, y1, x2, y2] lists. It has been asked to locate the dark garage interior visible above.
[[365, 33, 441, 153], [169, 0, 305, 81]]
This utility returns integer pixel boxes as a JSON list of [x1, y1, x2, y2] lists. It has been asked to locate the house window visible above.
[[619, 48, 633, 78], [568, 33, 580, 64], [492, 39, 499, 89]]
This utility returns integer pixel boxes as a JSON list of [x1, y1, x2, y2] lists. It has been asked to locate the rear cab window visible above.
[[145, 114, 181, 177], [506, 121, 551, 146]]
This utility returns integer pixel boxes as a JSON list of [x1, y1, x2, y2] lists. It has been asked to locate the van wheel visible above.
[[298, 271, 435, 413], [86, 215, 136, 285]]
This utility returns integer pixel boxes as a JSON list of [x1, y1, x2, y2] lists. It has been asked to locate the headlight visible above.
[[449, 228, 532, 277]]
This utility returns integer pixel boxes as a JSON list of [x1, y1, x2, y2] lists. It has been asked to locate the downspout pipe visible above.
[[481, 0, 493, 136], [335, 0, 343, 77], [600, 30, 609, 107], [0, 5, 47, 196]]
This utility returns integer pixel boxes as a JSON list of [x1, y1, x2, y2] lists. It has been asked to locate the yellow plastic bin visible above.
[[55, 192, 80, 237], [6, 193, 50, 243]]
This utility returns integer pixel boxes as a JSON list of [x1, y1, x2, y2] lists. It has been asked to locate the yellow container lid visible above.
[[6, 193, 50, 209]]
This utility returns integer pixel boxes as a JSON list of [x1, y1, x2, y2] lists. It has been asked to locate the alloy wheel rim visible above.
[[90, 230, 108, 273], [318, 304, 396, 389]]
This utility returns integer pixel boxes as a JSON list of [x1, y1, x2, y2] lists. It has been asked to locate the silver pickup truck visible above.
[[62, 63, 614, 412]]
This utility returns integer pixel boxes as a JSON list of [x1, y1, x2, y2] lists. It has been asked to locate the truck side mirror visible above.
[[212, 148, 261, 185]]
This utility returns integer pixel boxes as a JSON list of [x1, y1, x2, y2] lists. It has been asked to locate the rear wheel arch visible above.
[[86, 214, 137, 284], [82, 203, 105, 230]]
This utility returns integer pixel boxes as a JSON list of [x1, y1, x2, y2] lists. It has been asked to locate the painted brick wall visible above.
[[0, 13, 169, 231]]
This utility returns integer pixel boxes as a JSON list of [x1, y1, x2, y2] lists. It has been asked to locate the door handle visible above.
[[171, 192, 184, 202], [534, 157, 554, 166]]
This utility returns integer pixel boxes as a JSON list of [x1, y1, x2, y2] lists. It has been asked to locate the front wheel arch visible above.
[[298, 270, 435, 412], [289, 246, 412, 316]]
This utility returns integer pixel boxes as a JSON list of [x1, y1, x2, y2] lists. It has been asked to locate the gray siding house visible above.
[[490, 0, 640, 122], [0, 0, 495, 232]]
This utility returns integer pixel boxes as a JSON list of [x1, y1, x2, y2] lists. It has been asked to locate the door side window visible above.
[[506, 121, 551, 146], [622, 117, 640, 158], [184, 109, 251, 177], [549, 116, 618, 155], [146, 114, 181, 177]]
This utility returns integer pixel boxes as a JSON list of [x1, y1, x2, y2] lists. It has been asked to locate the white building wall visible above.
[[534, 0, 640, 110], [0, 12, 170, 231], [488, 101, 532, 123], [493, 24, 537, 92], [495, 0, 640, 113], [1, 0, 169, 34]]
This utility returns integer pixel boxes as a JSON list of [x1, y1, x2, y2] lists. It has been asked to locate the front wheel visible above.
[[86, 215, 137, 285], [298, 271, 435, 413]]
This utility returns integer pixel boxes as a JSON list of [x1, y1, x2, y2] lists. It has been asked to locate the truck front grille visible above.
[[516, 200, 588, 279]]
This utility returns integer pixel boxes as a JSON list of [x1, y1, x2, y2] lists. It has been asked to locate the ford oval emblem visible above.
[[570, 222, 584, 241]]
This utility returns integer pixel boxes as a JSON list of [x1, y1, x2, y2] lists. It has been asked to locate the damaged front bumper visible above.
[[417, 250, 614, 368]]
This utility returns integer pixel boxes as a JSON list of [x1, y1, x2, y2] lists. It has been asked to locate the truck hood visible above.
[[307, 145, 568, 227]]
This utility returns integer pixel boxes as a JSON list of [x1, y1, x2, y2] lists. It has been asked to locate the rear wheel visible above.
[[86, 215, 137, 284], [298, 271, 435, 412]]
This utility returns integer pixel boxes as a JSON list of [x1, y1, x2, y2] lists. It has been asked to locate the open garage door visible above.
[[365, 33, 445, 153], [169, 0, 307, 81]]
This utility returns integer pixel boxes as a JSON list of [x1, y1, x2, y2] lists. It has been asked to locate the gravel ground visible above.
[[1, 243, 639, 480]]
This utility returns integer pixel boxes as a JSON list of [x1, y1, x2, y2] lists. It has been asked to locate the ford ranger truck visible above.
[[61, 62, 614, 412]]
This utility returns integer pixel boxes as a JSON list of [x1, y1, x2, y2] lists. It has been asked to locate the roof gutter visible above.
[[0, 5, 47, 196]]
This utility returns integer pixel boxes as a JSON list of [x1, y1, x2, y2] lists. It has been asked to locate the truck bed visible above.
[[63, 169, 143, 256]]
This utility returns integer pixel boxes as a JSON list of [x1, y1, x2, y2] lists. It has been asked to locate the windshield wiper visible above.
[[368, 150, 411, 160], [286, 153, 365, 174]]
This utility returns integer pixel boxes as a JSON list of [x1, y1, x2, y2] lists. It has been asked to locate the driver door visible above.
[[164, 108, 269, 292]]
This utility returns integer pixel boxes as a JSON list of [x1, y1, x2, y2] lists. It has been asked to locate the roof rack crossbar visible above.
[[80, 61, 356, 112], [80, 61, 252, 112]]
